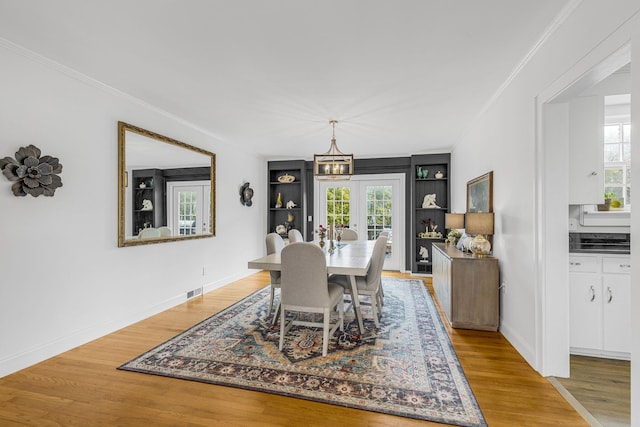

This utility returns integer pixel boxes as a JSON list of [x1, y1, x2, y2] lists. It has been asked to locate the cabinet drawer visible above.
[[602, 256, 631, 274], [569, 255, 599, 273]]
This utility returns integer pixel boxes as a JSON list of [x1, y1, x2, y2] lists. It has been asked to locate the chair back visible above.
[[340, 228, 358, 240], [288, 229, 304, 243], [281, 242, 331, 306], [365, 235, 388, 289], [158, 226, 172, 237], [139, 228, 161, 239], [265, 233, 284, 283]]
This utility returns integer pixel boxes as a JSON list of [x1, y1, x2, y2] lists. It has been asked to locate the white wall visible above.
[[451, 0, 640, 375], [0, 42, 267, 376]]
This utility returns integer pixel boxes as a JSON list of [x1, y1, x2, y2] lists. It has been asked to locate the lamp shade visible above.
[[445, 213, 465, 229], [465, 212, 494, 235]]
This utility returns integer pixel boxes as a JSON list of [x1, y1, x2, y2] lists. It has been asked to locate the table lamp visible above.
[[465, 212, 494, 257]]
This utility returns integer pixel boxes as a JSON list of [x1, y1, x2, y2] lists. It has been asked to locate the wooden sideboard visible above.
[[431, 242, 499, 331]]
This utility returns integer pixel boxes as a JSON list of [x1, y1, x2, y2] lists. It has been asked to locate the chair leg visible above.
[[370, 292, 380, 328], [339, 299, 344, 331], [322, 308, 330, 356], [271, 302, 281, 327], [279, 307, 286, 351], [268, 285, 275, 315]]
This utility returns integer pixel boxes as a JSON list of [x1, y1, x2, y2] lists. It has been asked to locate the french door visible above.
[[166, 180, 211, 235], [316, 174, 404, 270]]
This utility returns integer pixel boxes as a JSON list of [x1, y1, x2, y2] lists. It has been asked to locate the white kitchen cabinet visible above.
[[569, 254, 630, 359], [568, 95, 604, 205]]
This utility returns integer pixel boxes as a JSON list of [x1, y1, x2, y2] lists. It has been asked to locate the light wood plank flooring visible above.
[[0, 272, 588, 426], [553, 355, 630, 426]]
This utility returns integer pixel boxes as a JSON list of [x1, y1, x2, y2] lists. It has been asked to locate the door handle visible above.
[[589, 285, 596, 302], [607, 287, 613, 303]]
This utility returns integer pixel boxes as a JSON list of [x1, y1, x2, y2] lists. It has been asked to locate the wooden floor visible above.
[[0, 271, 588, 426], [553, 355, 630, 426]]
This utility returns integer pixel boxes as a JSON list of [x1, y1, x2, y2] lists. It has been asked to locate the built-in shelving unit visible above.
[[410, 154, 450, 274], [131, 169, 165, 235], [267, 160, 306, 239]]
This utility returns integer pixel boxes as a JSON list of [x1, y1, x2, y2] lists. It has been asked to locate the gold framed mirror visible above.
[[118, 122, 216, 247]]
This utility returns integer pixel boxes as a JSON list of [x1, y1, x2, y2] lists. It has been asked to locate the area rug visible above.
[[118, 278, 487, 426]]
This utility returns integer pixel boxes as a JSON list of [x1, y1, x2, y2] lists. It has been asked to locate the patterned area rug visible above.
[[119, 278, 486, 426]]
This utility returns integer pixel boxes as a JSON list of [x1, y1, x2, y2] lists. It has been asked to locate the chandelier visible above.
[[314, 120, 353, 181]]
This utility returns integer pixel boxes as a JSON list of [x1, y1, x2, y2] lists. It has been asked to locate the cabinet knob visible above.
[[619, 264, 631, 268]]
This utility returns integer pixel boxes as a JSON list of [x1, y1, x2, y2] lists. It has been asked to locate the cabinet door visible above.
[[569, 272, 602, 350], [432, 248, 451, 322], [602, 274, 631, 354], [568, 95, 604, 205]]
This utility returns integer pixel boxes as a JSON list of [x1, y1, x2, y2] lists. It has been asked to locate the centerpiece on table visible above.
[[316, 224, 327, 247]]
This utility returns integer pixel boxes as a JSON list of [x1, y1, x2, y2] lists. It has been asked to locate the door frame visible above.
[[314, 173, 405, 271]]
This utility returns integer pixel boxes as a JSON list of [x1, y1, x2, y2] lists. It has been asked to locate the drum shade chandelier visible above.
[[314, 120, 353, 181]]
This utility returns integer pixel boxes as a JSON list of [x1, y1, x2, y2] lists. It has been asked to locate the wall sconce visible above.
[[465, 212, 494, 257]]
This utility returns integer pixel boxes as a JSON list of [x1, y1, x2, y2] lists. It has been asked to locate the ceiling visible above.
[[0, 0, 571, 160]]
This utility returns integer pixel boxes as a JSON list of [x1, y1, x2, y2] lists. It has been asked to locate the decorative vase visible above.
[[416, 166, 423, 179], [318, 234, 326, 247], [275, 192, 283, 208], [435, 171, 444, 179]]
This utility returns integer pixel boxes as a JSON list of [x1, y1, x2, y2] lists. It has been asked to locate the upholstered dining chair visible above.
[[265, 233, 285, 323], [279, 242, 344, 356], [138, 227, 161, 239], [288, 229, 304, 243], [340, 228, 358, 241], [158, 226, 172, 237], [330, 235, 387, 327]]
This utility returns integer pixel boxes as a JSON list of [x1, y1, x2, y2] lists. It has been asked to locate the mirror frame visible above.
[[117, 121, 216, 247]]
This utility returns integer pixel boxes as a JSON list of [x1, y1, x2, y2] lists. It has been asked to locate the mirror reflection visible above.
[[118, 122, 215, 247]]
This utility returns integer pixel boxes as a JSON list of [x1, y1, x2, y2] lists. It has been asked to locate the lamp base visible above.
[[470, 235, 491, 257]]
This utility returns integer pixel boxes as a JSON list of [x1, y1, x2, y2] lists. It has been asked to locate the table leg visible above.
[[349, 275, 365, 334]]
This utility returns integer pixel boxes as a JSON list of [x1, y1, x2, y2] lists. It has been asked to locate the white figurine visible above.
[[286, 200, 297, 209], [141, 199, 153, 211], [422, 193, 440, 208], [419, 246, 429, 260]]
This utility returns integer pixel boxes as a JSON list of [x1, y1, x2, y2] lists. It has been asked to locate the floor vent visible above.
[[186, 287, 203, 299]]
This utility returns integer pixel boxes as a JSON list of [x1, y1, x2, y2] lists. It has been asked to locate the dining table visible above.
[[247, 239, 375, 335]]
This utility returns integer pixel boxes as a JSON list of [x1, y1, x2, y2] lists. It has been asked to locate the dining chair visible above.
[[265, 233, 285, 323], [138, 227, 161, 239], [288, 229, 304, 243], [279, 242, 344, 356], [330, 235, 387, 327], [340, 228, 358, 241], [158, 226, 172, 237]]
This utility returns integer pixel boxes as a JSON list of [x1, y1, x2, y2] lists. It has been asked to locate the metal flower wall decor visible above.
[[0, 145, 63, 197]]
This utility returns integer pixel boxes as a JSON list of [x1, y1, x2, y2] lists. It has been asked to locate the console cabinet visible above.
[[432, 243, 499, 331]]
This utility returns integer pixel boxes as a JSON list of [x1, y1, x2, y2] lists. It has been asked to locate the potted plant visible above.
[[597, 192, 616, 211]]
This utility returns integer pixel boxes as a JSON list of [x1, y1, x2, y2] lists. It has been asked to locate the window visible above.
[[603, 94, 631, 208], [604, 122, 631, 206], [366, 185, 392, 240], [325, 186, 351, 227]]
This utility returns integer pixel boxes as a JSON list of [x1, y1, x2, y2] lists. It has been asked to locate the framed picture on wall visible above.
[[467, 171, 493, 212]]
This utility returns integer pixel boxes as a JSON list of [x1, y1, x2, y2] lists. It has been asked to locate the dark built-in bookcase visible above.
[[410, 154, 450, 274], [267, 160, 306, 239]]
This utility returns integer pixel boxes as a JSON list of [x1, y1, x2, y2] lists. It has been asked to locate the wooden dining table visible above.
[[247, 239, 375, 335]]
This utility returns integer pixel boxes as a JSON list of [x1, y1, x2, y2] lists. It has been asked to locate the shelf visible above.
[[416, 207, 448, 211], [415, 178, 447, 181], [270, 181, 300, 185], [269, 208, 301, 211]]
